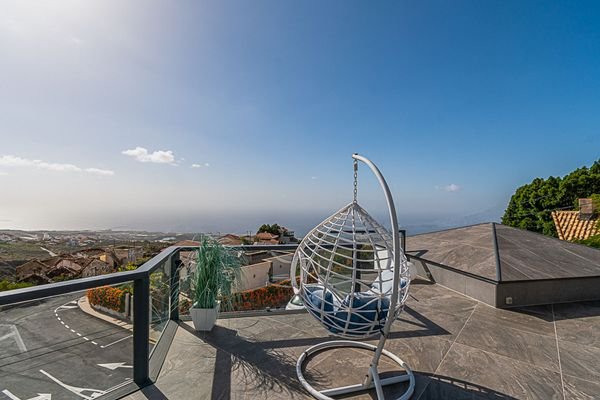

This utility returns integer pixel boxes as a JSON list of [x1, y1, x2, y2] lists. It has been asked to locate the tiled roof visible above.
[[255, 232, 279, 240], [551, 210, 600, 241]]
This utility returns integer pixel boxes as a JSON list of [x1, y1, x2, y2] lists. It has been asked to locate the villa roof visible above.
[[15, 259, 50, 276], [551, 210, 599, 241], [17, 271, 51, 284], [255, 232, 279, 241], [406, 222, 600, 282], [218, 234, 243, 246]]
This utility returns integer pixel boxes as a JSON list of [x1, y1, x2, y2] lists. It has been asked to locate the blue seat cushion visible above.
[[330, 293, 390, 335], [303, 284, 335, 313]]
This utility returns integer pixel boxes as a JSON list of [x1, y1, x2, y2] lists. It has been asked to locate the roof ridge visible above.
[[496, 223, 600, 254], [406, 222, 495, 238]]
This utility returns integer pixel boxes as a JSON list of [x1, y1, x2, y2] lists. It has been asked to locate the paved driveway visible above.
[[0, 294, 135, 400]]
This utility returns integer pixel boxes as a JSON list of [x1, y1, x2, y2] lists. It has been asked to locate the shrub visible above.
[[0, 279, 33, 292], [574, 235, 600, 249], [87, 286, 127, 313], [225, 279, 294, 311]]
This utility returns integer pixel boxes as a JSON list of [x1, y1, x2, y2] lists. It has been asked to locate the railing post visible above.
[[170, 252, 181, 321], [133, 275, 150, 385]]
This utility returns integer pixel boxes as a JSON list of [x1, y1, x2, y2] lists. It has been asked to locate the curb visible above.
[[78, 296, 133, 332], [78, 296, 161, 344]]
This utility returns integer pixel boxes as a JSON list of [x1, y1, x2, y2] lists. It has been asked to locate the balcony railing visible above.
[[0, 232, 406, 399]]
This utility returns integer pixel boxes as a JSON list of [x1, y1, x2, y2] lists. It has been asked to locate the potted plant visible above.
[[189, 236, 240, 331]]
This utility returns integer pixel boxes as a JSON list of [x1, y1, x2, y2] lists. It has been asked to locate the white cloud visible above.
[[191, 163, 210, 168], [122, 147, 176, 164], [0, 171, 8, 176], [85, 168, 115, 176], [0, 155, 114, 176], [311, 176, 318, 180], [444, 184, 461, 192]]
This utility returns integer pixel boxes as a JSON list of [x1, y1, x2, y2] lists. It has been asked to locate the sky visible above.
[[0, 0, 599, 235]]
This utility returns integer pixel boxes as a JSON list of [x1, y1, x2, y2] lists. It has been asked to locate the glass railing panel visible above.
[[149, 259, 171, 348], [0, 285, 134, 399]]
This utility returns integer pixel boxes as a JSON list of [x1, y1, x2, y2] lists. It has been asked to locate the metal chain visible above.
[[353, 159, 358, 203]]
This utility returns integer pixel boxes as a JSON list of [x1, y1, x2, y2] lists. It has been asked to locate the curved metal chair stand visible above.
[[292, 154, 415, 400]]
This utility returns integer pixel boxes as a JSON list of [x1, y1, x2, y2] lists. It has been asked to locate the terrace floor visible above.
[[126, 280, 600, 399]]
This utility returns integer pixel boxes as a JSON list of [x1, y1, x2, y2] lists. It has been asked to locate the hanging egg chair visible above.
[[292, 154, 415, 400]]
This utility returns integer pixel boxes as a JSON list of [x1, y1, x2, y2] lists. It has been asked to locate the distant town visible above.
[[0, 224, 298, 291]]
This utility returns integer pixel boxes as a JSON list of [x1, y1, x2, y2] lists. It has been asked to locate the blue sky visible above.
[[0, 1, 599, 234]]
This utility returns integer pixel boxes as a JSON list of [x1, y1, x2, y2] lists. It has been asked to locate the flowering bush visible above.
[[87, 286, 127, 313], [225, 279, 294, 311]]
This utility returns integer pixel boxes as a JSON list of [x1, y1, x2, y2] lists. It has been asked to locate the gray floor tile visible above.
[[563, 374, 600, 400], [407, 283, 479, 316], [455, 307, 560, 371], [559, 339, 600, 383], [375, 335, 453, 374], [473, 303, 555, 337], [390, 306, 470, 341], [433, 342, 563, 400], [418, 374, 514, 399], [554, 301, 600, 349]]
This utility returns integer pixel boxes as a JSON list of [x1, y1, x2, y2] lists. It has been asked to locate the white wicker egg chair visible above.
[[291, 154, 415, 400]]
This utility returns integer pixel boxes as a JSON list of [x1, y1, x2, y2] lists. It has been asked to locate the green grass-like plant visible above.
[[190, 236, 241, 310]]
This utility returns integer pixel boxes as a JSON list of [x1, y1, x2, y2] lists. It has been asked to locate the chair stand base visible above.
[[296, 340, 415, 400]]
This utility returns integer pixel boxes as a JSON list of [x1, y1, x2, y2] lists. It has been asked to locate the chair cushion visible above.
[[303, 284, 335, 313], [302, 284, 394, 337], [330, 293, 390, 335], [369, 269, 408, 295]]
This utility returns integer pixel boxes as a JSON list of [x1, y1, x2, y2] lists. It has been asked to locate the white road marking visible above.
[[39, 370, 106, 400], [0, 325, 27, 353], [54, 304, 78, 313], [104, 379, 133, 393], [97, 362, 133, 370], [100, 335, 132, 349], [2, 389, 52, 400], [54, 299, 130, 350]]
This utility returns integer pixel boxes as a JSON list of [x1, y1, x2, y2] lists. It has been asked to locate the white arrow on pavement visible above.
[[2, 389, 51, 400], [97, 362, 133, 370], [39, 370, 105, 400]]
